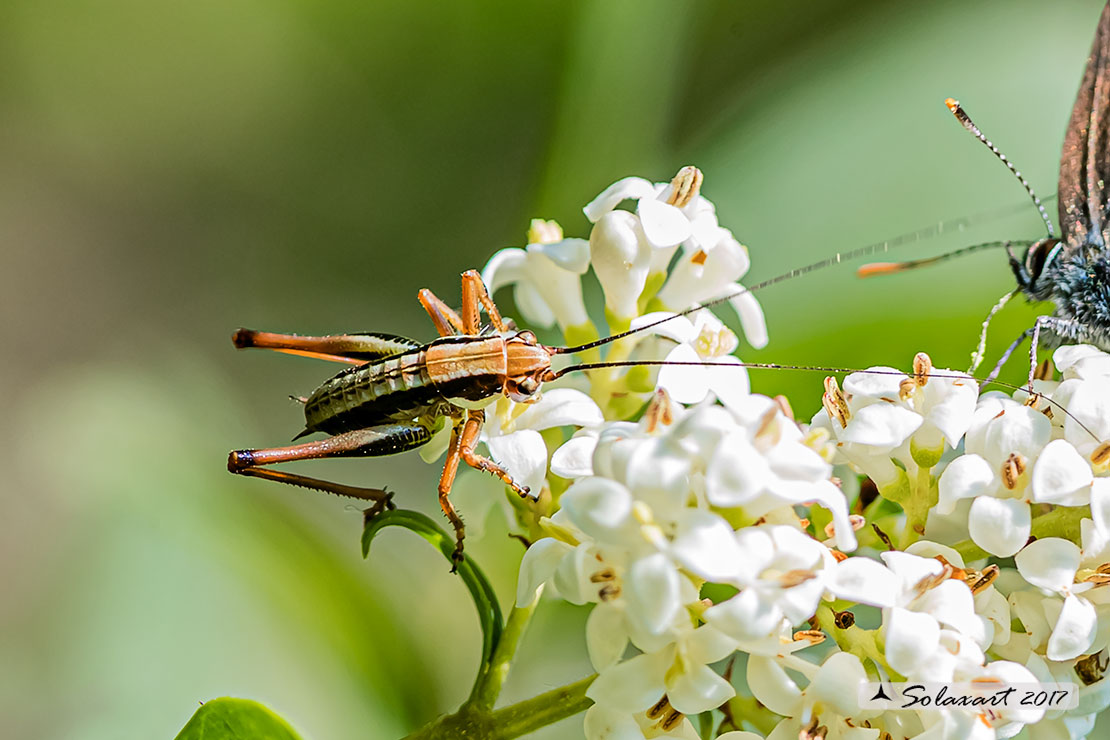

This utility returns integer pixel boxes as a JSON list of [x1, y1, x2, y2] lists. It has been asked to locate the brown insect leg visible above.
[[437, 417, 468, 568], [418, 289, 467, 337], [461, 269, 507, 333], [233, 466, 393, 511], [229, 425, 431, 504], [232, 329, 405, 364], [457, 409, 532, 499]]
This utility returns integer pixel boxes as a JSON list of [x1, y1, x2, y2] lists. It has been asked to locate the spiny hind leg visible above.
[[232, 329, 417, 364], [457, 409, 532, 500], [461, 269, 507, 333], [228, 423, 433, 509]]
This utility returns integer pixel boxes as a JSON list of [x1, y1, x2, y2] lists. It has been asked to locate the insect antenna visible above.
[[548, 359, 1100, 442], [856, 98, 1057, 279], [552, 203, 1039, 356], [944, 97, 1056, 238]]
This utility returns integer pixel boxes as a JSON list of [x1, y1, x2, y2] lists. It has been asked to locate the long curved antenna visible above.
[[945, 98, 1056, 238], [856, 239, 1030, 278]]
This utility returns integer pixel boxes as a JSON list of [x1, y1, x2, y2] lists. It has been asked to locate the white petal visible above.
[[666, 662, 736, 714], [582, 705, 643, 740], [828, 557, 899, 607], [914, 580, 984, 642], [630, 311, 696, 343], [839, 403, 923, 449], [670, 510, 747, 582], [843, 367, 905, 398], [727, 288, 768, 349], [590, 210, 650, 319], [745, 655, 802, 717], [529, 237, 591, 273], [705, 432, 772, 507], [922, 373, 979, 447], [586, 650, 669, 712], [550, 435, 596, 479], [969, 496, 1031, 557], [485, 429, 549, 495], [1046, 593, 1098, 661], [808, 651, 867, 717], [802, 479, 857, 552], [515, 538, 573, 606], [481, 247, 528, 292], [705, 356, 751, 410], [560, 477, 635, 541], [515, 388, 604, 431], [637, 198, 692, 248], [513, 280, 557, 328], [937, 454, 995, 515], [703, 588, 782, 642], [1032, 439, 1093, 506], [1093, 477, 1110, 541], [625, 554, 681, 636], [586, 602, 628, 671], [684, 625, 739, 664], [1016, 537, 1080, 593], [884, 607, 940, 675], [583, 176, 657, 222], [1065, 377, 1110, 452], [656, 343, 710, 404]]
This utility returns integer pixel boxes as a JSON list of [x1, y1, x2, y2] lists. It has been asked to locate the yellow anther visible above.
[[527, 218, 563, 244], [666, 166, 703, 208], [1091, 441, 1110, 466], [913, 352, 932, 386], [1001, 453, 1027, 490]]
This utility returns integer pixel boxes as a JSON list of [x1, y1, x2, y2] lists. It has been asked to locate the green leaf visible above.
[[362, 509, 503, 666], [174, 697, 303, 740]]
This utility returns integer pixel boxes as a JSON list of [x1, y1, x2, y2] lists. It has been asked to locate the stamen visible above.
[[822, 376, 850, 427], [666, 165, 703, 208], [773, 394, 795, 421], [834, 610, 856, 629], [1091, 441, 1110, 466], [899, 377, 917, 401], [643, 388, 675, 433], [913, 352, 932, 386], [779, 569, 817, 588], [527, 218, 563, 244], [590, 568, 617, 583], [647, 695, 670, 720], [793, 629, 826, 644], [660, 709, 684, 731], [1001, 453, 1026, 490], [1034, 357, 1054, 381]]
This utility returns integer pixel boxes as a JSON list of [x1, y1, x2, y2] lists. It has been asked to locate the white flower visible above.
[[482, 226, 591, 331], [702, 525, 834, 642], [937, 399, 1054, 557], [749, 651, 873, 740], [1015, 538, 1105, 661], [482, 389, 603, 495], [630, 310, 750, 409], [830, 550, 984, 677]]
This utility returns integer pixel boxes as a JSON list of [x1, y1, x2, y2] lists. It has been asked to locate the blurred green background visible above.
[[3, 1, 1105, 738]]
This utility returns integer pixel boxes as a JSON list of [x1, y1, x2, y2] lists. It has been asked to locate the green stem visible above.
[[403, 675, 595, 740], [470, 601, 539, 709], [486, 674, 596, 739]]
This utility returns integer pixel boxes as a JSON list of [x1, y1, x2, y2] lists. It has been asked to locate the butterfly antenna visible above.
[[945, 98, 1056, 238]]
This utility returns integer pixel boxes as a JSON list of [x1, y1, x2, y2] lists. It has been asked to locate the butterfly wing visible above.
[[1058, 1, 1110, 250]]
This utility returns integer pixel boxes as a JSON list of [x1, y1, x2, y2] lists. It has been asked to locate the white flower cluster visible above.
[[478, 168, 1110, 740]]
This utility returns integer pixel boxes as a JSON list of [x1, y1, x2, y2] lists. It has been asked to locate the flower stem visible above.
[[470, 600, 539, 709], [403, 675, 596, 740]]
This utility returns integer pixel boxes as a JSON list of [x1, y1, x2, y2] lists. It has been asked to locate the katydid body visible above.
[[229, 270, 555, 567]]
